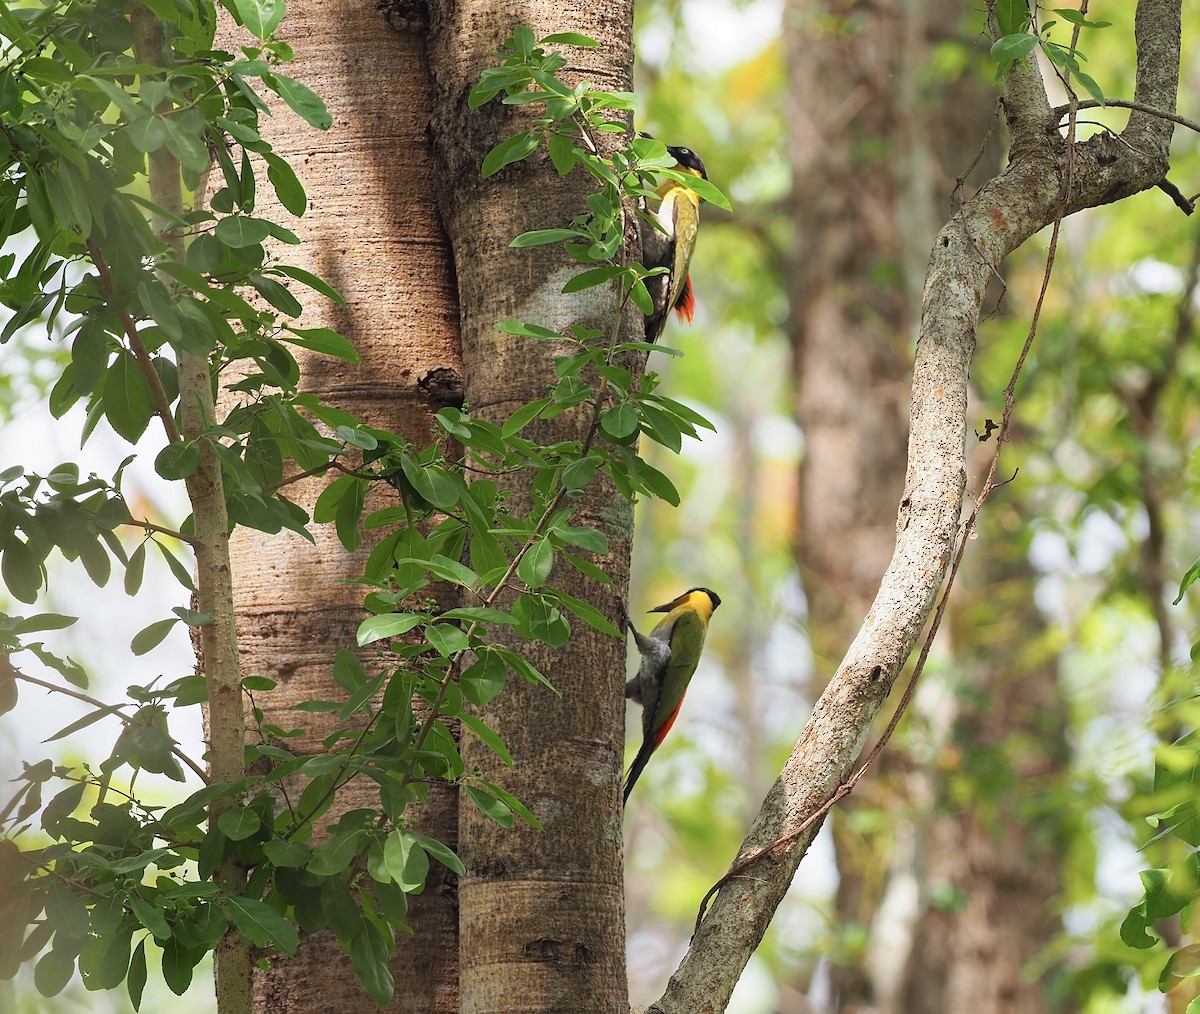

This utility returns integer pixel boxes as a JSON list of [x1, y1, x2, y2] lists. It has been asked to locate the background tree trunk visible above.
[[226, 2, 463, 1010], [786, 2, 1066, 1010], [426, 3, 636, 1011]]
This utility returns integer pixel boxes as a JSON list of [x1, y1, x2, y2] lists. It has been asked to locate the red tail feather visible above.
[[674, 275, 696, 323]]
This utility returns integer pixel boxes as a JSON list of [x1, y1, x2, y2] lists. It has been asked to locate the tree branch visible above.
[[649, 2, 1183, 1009]]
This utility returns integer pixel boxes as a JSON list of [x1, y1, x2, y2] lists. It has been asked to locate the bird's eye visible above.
[[678, 148, 691, 156]]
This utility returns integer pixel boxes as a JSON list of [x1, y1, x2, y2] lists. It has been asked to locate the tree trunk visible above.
[[786, 2, 1065, 1011], [426, 3, 635, 1010], [226, 2, 463, 1010]]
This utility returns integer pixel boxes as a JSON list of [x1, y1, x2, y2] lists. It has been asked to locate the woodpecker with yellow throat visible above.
[[622, 587, 721, 805], [641, 144, 707, 344]]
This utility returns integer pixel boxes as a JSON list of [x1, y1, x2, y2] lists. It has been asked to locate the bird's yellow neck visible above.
[[678, 590, 715, 622]]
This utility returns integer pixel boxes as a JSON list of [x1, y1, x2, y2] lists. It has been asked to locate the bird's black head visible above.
[[666, 145, 708, 180], [687, 586, 721, 610]]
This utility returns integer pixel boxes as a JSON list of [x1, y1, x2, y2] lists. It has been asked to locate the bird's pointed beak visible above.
[[648, 598, 677, 613]]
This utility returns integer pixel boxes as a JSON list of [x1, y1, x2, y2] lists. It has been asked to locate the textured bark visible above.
[[652, 2, 1182, 1010], [426, 3, 635, 1011], [226, 2, 463, 1010]]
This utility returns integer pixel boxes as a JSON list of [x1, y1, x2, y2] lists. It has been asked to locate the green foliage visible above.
[[0, 9, 717, 1010], [989, 2, 1110, 104], [472, 27, 728, 323]]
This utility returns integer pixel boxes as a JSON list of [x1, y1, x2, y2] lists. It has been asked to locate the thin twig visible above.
[[85, 240, 183, 446], [8, 662, 210, 783], [1051, 98, 1200, 135]]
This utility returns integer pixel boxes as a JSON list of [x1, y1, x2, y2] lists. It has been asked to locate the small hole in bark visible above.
[[870, 665, 883, 680], [940, 236, 949, 247]]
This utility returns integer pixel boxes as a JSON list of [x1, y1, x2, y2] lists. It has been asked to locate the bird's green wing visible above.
[[648, 610, 706, 738], [667, 192, 700, 310]]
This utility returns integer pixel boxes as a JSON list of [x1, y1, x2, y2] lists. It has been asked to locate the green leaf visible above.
[[502, 398, 552, 437], [155, 441, 201, 480], [481, 131, 541, 179], [662, 169, 732, 211], [226, 896, 300, 955], [402, 553, 477, 588], [264, 151, 307, 215], [125, 542, 147, 595], [466, 783, 513, 828], [103, 351, 155, 443], [509, 228, 580, 248], [333, 648, 366, 690], [548, 131, 576, 176], [425, 622, 470, 657], [1073, 70, 1106, 106], [438, 606, 515, 626], [274, 265, 345, 304], [155, 540, 197, 593], [460, 649, 508, 707], [217, 805, 263, 841], [160, 935, 200, 995], [2, 538, 43, 604], [34, 950, 74, 998], [263, 839, 311, 867], [79, 923, 133, 990], [995, 0, 1031, 36], [511, 593, 570, 647], [264, 73, 333, 129], [1175, 557, 1200, 604], [13, 612, 77, 634], [561, 454, 598, 491], [476, 776, 543, 830], [494, 321, 564, 340], [551, 524, 608, 555], [214, 215, 272, 248], [127, 939, 147, 1011], [632, 458, 680, 506], [517, 538, 554, 589], [990, 33, 1038, 69], [1051, 8, 1111, 28], [348, 922, 395, 1006], [307, 830, 365, 876], [131, 616, 178, 655], [384, 830, 429, 892], [460, 712, 512, 766], [129, 892, 171, 939], [250, 274, 303, 316], [562, 265, 624, 294], [232, 0, 287, 39], [540, 31, 598, 46], [600, 402, 638, 440], [549, 588, 621, 637], [357, 612, 424, 646], [405, 831, 465, 876]]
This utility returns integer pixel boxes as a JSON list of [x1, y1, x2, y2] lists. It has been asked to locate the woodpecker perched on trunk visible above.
[[622, 587, 721, 806], [641, 144, 707, 344]]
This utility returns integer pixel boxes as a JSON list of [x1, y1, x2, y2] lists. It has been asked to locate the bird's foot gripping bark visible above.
[[616, 595, 633, 636]]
